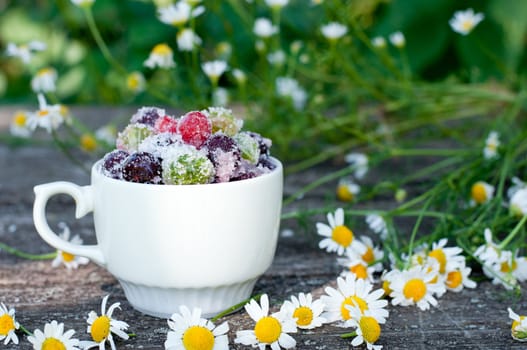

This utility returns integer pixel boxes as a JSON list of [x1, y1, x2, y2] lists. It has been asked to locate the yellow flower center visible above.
[[127, 74, 142, 91], [331, 225, 353, 248], [293, 306, 313, 327], [471, 182, 488, 204], [428, 249, 447, 274], [446, 270, 463, 289], [350, 264, 368, 280], [513, 316, 526, 332], [336, 184, 354, 202], [0, 314, 15, 335], [341, 296, 368, 320], [182, 326, 215, 350], [254, 316, 281, 344], [61, 251, 75, 262], [37, 67, 54, 76], [461, 20, 474, 32], [362, 247, 375, 264], [501, 260, 517, 273], [42, 337, 66, 350], [359, 316, 381, 344], [152, 43, 172, 56], [382, 280, 392, 296], [13, 112, 27, 127], [38, 110, 49, 118], [403, 278, 427, 302], [90, 315, 110, 343], [80, 134, 97, 152]]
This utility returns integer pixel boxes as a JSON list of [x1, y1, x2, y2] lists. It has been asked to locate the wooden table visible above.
[[0, 106, 525, 349]]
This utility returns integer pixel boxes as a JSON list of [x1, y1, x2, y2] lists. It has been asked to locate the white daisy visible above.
[[9, 110, 32, 138], [126, 71, 146, 94], [71, 0, 95, 7], [0, 303, 19, 345], [235, 294, 297, 350], [232, 69, 247, 85], [371, 36, 386, 49], [51, 223, 90, 270], [388, 31, 405, 48], [265, 0, 288, 10], [31, 67, 58, 93], [321, 22, 348, 41], [474, 228, 501, 265], [445, 263, 476, 292], [157, 1, 205, 27], [317, 208, 366, 256], [144, 43, 176, 69], [27, 94, 65, 133], [346, 236, 384, 272], [483, 131, 500, 159], [267, 50, 286, 66], [427, 238, 464, 274], [165, 305, 229, 350], [365, 214, 388, 240], [202, 60, 228, 86], [508, 308, 527, 341], [338, 258, 377, 282], [28, 320, 80, 350], [6, 41, 46, 64], [470, 180, 494, 206], [321, 275, 388, 325], [389, 265, 445, 311], [510, 188, 527, 217], [82, 295, 129, 349], [344, 306, 384, 350], [449, 8, 484, 36], [280, 293, 326, 330], [177, 28, 202, 52], [254, 18, 278, 38], [336, 178, 360, 202], [275, 76, 307, 110], [344, 152, 369, 179], [507, 177, 527, 199]]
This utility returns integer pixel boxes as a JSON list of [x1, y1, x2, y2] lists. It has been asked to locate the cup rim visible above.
[[93, 156, 283, 188]]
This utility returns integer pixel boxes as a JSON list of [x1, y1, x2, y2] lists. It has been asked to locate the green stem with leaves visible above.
[[0, 242, 56, 260]]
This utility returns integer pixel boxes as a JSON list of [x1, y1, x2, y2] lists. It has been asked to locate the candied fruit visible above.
[[205, 134, 241, 183], [138, 132, 181, 158], [177, 111, 211, 148], [234, 132, 260, 165], [154, 115, 178, 134], [102, 150, 129, 179], [130, 106, 165, 126], [162, 145, 215, 185], [204, 107, 243, 136], [116, 124, 155, 152], [122, 152, 163, 184]]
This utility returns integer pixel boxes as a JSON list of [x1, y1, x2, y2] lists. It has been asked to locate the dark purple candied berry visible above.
[[122, 152, 163, 184], [205, 134, 240, 164], [258, 156, 276, 170], [102, 150, 129, 179], [247, 131, 272, 156], [230, 171, 257, 182], [130, 107, 163, 127]]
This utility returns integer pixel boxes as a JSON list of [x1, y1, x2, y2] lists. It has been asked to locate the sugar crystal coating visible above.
[[130, 106, 165, 126], [162, 145, 215, 185], [205, 134, 241, 183], [122, 152, 163, 184], [102, 149, 129, 179], [177, 111, 211, 148], [154, 115, 178, 134], [139, 132, 182, 158], [203, 107, 243, 136], [116, 124, 155, 152], [234, 131, 260, 165]]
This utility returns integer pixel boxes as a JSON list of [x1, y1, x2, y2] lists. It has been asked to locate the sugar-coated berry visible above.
[[130, 106, 165, 126], [101, 150, 129, 179], [116, 124, 155, 152], [162, 145, 214, 185], [154, 115, 178, 134], [138, 132, 181, 158], [205, 134, 241, 183], [258, 156, 276, 170], [122, 152, 163, 184], [204, 107, 243, 136], [177, 111, 212, 148], [247, 131, 272, 157], [234, 132, 260, 165]]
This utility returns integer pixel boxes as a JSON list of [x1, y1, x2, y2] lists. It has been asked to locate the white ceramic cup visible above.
[[33, 158, 283, 318]]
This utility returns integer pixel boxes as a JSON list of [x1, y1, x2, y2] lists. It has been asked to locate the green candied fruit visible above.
[[162, 145, 215, 185], [234, 132, 260, 165], [116, 124, 155, 152], [204, 107, 243, 136]]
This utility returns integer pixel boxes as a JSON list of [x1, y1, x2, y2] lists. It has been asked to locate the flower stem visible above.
[[499, 215, 527, 249], [19, 324, 33, 336], [210, 293, 262, 322], [0, 241, 56, 260], [340, 331, 357, 339]]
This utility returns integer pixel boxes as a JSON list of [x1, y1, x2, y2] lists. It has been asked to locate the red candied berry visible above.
[[154, 115, 178, 133], [177, 111, 211, 148]]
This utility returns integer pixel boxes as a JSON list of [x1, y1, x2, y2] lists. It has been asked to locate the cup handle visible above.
[[33, 181, 105, 266]]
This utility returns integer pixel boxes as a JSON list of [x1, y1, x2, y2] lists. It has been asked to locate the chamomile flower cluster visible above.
[[336, 152, 369, 202]]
